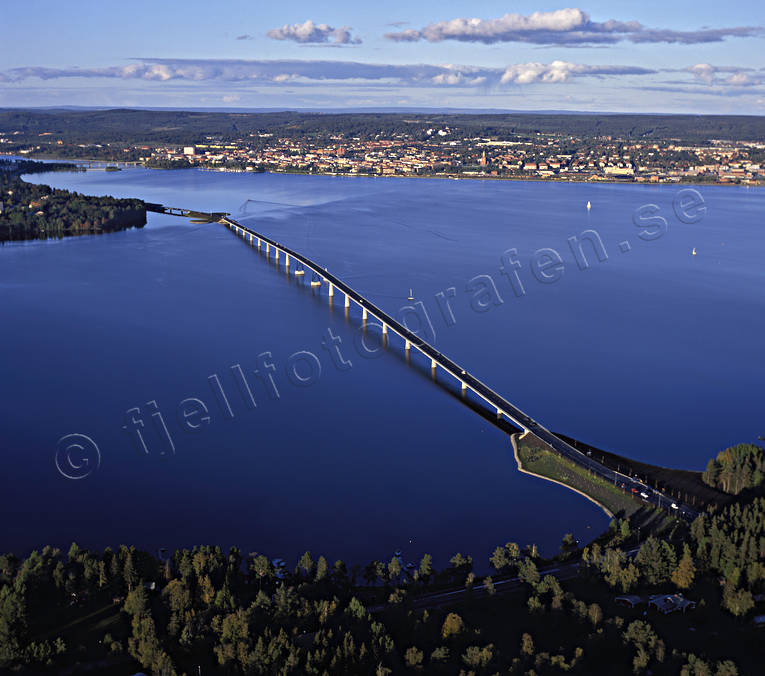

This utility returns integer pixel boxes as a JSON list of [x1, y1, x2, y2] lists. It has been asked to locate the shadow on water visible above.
[[237, 228, 524, 440]]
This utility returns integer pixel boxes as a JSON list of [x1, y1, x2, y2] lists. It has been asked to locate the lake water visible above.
[[2, 167, 763, 570]]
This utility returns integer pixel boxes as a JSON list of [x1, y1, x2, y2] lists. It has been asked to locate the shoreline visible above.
[[4, 152, 763, 189]]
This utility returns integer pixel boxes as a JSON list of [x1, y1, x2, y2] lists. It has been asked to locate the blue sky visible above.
[[1, 0, 764, 113]]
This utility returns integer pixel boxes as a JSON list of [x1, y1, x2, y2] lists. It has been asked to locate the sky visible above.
[[1, 0, 764, 114]]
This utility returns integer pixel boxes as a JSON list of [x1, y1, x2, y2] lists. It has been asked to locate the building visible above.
[[648, 594, 696, 614], [183, 146, 196, 156], [604, 166, 635, 177], [615, 595, 644, 608]]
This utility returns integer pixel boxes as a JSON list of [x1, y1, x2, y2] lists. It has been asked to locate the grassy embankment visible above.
[[512, 433, 673, 532]]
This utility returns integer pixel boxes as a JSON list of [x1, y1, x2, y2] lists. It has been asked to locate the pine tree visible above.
[[441, 613, 464, 639], [316, 556, 329, 581], [520, 632, 534, 656], [671, 544, 696, 589]]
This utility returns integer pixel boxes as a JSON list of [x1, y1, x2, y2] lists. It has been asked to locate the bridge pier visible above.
[[362, 307, 368, 321], [285, 253, 290, 268], [496, 408, 503, 419], [405, 340, 411, 351], [460, 380, 467, 392], [382, 323, 388, 336], [328, 283, 334, 297], [257, 238, 261, 250], [345, 294, 350, 309], [275, 249, 280, 263], [431, 358, 437, 370], [266, 242, 270, 256]]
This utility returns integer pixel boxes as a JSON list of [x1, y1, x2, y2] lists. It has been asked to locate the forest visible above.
[[703, 444, 765, 495], [2, 109, 765, 145], [1, 445, 764, 675], [0, 159, 146, 241]]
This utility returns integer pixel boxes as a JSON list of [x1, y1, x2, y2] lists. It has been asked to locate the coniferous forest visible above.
[[1, 445, 764, 675], [0, 160, 146, 242], [702, 444, 765, 496]]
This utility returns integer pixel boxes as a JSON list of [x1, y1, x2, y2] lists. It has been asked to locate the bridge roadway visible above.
[[218, 214, 699, 521]]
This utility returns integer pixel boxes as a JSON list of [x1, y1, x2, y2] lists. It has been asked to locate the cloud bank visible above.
[[0, 58, 657, 88], [267, 20, 361, 45], [385, 8, 761, 45]]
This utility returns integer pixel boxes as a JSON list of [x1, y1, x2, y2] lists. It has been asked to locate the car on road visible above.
[[671, 503, 679, 510], [640, 492, 649, 499]]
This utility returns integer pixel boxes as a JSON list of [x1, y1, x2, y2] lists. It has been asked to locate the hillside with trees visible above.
[[0, 159, 146, 241]]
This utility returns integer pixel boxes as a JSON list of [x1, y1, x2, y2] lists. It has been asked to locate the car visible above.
[[640, 492, 649, 499], [671, 503, 679, 510]]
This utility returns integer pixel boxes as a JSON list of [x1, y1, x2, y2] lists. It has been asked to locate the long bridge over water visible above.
[[156, 205, 700, 521]]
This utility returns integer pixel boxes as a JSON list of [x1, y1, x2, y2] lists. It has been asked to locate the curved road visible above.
[[216, 213, 698, 521]]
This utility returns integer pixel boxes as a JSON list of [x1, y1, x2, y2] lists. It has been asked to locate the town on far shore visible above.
[[2, 110, 763, 185]]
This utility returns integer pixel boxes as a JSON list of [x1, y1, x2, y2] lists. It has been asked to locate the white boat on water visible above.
[[692, 248, 697, 256], [586, 200, 592, 211], [408, 288, 414, 300]]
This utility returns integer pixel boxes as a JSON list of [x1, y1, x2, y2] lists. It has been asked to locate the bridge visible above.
[[145, 204, 229, 219], [164, 206, 701, 520], [218, 214, 700, 520]]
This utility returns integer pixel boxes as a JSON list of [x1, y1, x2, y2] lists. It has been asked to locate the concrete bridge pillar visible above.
[[345, 294, 350, 308], [285, 253, 290, 267], [266, 242, 270, 255], [362, 307, 368, 321], [405, 340, 411, 351], [431, 358, 437, 370], [328, 283, 334, 297], [275, 249, 280, 262], [460, 380, 467, 392], [382, 323, 388, 335], [257, 238, 261, 250], [496, 408, 503, 419]]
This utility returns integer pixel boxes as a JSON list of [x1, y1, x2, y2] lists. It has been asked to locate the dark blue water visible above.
[[2, 167, 763, 570]]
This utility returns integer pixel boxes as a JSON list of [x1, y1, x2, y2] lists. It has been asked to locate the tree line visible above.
[[0, 159, 146, 241], [703, 444, 765, 495], [3, 109, 765, 145]]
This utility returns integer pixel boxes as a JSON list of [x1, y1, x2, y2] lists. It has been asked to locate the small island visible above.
[[0, 159, 146, 242]]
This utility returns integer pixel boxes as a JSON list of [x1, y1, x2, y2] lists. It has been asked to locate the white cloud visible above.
[[385, 9, 761, 45], [267, 20, 361, 45], [501, 61, 654, 85], [687, 63, 762, 87]]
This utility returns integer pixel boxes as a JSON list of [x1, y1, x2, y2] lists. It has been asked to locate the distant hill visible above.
[[1, 108, 763, 144]]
